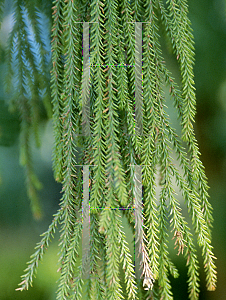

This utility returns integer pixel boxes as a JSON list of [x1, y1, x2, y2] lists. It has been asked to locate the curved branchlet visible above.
[[3, 0, 216, 299], [16, 209, 62, 291]]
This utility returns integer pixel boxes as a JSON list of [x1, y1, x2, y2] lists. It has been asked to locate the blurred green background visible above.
[[0, 0, 226, 299]]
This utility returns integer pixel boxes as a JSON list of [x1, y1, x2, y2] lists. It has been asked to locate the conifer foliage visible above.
[[2, 0, 217, 299]]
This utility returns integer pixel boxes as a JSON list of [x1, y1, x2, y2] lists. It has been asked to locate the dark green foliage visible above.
[[2, 0, 217, 299], [0, 99, 20, 146]]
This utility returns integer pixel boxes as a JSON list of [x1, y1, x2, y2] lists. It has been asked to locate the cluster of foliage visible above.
[[0, 0, 217, 299]]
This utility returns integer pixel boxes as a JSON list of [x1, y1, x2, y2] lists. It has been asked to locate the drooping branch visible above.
[[1, 0, 217, 299]]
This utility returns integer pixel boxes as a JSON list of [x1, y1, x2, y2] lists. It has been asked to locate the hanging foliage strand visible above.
[[2, 0, 217, 299]]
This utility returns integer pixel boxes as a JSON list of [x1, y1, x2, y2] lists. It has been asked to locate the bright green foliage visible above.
[[2, 0, 217, 299]]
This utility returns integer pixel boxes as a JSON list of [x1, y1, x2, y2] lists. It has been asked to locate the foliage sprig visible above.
[[2, 0, 217, 299]]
